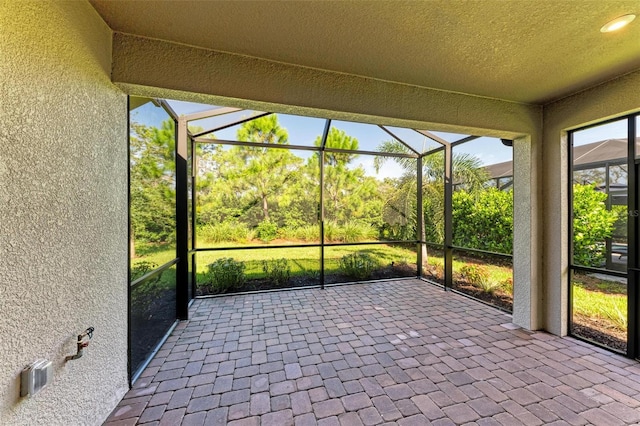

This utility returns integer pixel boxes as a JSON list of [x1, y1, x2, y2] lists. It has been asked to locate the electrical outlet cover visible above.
[[20, 359, 52, 397]]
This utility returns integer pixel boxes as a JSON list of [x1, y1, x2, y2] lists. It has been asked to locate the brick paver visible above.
[[105, 280, 640, 425]]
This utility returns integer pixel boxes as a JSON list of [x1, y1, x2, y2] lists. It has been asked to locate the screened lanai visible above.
[[129, 97, 515, 379]]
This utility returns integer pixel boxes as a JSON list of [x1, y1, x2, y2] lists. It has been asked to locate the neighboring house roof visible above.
[[572, 138, 627, 169], [484, 161, 513, 180], [484, 138, 628, 179]]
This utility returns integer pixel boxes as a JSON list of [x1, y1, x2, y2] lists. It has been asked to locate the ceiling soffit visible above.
[[90, 0, 640, 105]]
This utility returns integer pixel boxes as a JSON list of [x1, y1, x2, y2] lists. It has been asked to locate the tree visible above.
[[195, 114, 304, 227], [321, 128, 359, 165], [313, 128, 383, 226], [375, 140, 489, 262], [231, 115, 302, 223], [237, 114, 288, 144], [130, 119, 176, 257]]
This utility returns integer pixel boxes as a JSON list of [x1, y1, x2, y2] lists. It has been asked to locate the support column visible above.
[[627, 117, 638, 359], [417, 156, 423, 276], [444, 143, 453, 289], [176, 117, 189, 320], [513, 135, 543, 330]]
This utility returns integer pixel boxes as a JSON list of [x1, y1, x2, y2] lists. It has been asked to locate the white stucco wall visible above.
[[542, 70, 640, 335], [0, 2, 128, 425]]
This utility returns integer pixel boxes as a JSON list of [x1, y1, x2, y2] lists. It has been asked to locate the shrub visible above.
[[423, 260, 444, 281], [450, 184, 617, 266], [379, 223, 415, 241], [256, 220, 278, 243], [500, 277, 514, 294], [280, 224, 318, 242], [199, 221, 250, 244], [294, 225, 319, 242], [460, 263, 501, 294], [130, 260, 159, 282], [324, 221, 338, 242], [572, 184, 618, 267], [325, 221, 377, 243], [205, 258, 246, 293], [452, 188, 513, 254], [262, 258, 291, 287], [339, 252, 379, 280], [130, 261, 164, 317], [460, 263, 489, 284], [342, 221, 377, 243]]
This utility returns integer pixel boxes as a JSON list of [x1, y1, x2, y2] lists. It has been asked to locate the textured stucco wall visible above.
[[0, 1, 128, 425], [542, 70, 640, 336], [112, 33, 541, 139], [512, 134, 543, 330]]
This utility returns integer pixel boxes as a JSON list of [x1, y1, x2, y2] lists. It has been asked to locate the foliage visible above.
[[423, 259, 445, 281], [572, 184, 618, 267], [378, 176, 417, 241], [130, 260, 159, 282], [460, 263, 490, 285], [196, 114, 304, 226], [316, 128, 385, 226], [452, 188, 513, 254], [130, 261, 168, 322], [198, 221, 251, 244], [130, 119, 176, 248], [339, 252, 379, 279], [237, 114, 289, 144], [324, 221, 378, 243], [232, 116, 302, 222], [611, 204, 628, 241], [282, 225, 319, 242], [375, 141, 490, 248], [262, 258, 291, 287], [573, 284, 627, 331], [321, 128, 359, 165], [460, 263, 501, 294], [500, 277, 514, 294], [256, 220, 278, 242], [204, 258, 246, 293]]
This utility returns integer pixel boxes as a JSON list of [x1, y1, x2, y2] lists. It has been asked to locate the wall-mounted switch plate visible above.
[[20, 359, 52, 397]]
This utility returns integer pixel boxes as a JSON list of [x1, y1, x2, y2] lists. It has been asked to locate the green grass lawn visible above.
[[132, 243, 418, 281], [425, 255, 513, 292], [131, 242, 628, 344], [573, 286, 627, 330], [572, 275, 627, 332]]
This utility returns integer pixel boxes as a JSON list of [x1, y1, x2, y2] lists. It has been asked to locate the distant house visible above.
[[484, 138, 628, 195]]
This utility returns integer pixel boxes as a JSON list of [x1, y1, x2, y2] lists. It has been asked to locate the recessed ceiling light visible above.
[[601, 14, 636, 33]]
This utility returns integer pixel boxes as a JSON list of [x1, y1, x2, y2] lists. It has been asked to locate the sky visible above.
[[132, 98, 634, 178], [572, 119, 629, 146]]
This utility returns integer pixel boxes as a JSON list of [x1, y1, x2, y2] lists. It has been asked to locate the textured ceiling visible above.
[[90, 0, 640, 105]]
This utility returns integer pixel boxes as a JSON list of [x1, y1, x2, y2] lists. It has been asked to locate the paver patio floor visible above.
[[105, 279, 640, 425]]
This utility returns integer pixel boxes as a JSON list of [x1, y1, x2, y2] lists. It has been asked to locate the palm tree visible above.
[[375, 140, 488, 264]]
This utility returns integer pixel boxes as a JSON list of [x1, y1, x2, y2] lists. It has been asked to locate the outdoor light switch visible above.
[[20, 359, 52, 397]]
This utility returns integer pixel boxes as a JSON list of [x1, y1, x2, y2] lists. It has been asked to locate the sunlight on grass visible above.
[[132, 246, 177, 268], [573, 283, 627, 332], [196, 247, 320, 279], [425, 255, 513, 295], [133, 243, 418, 281]]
